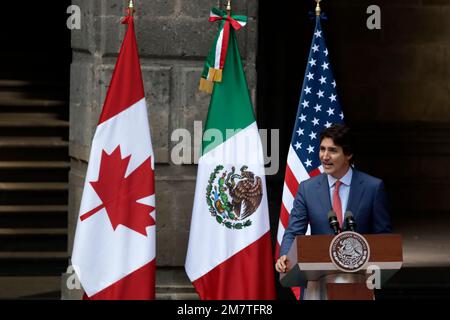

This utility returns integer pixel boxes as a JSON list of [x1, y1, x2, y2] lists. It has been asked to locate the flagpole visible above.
[[226, 0, 231, 15], [128, 0, 134, 16], [315, 0, 321, 16]]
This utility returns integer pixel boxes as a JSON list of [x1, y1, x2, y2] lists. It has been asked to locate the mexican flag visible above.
[[185, 8, 276, 300], [71, 10, 156, 299]]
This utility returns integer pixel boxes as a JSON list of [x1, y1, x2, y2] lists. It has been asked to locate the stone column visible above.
[[65, 0, 258, 299]]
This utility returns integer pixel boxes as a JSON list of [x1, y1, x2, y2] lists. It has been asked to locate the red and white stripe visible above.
[[275, 146, 323, 257], [275, 147, 323, 299]]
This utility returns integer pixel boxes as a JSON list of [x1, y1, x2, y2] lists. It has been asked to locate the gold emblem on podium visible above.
[[329, 231, 370, 272]]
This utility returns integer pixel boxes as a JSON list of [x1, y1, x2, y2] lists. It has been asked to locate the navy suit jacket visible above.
[[279, 170, 392, 256]]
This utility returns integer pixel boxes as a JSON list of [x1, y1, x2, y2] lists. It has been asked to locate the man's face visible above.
[[319, 137, 352, 179]]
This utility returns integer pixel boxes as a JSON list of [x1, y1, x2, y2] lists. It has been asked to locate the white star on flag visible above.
[[314, 30, 322, 38], [309, 58, 317, 66], [326, 108, 335, 116], [299, 114, 307, 122], [304, 86, 312, 95], [321, 62, 329, 70], [329, 94, 337, 102], [319, 76, 327, 84], [314, 104, 322, 112], [316, 90, 324, 98], [301, 100, 309, 108], [305, 159, 312, 167], [309, 131, 317, 140], [312, 118, 320, 126], [307, 145, 315, 154], [296, 128, 304, 136], [295, 142, 302, 150], [312, 44, 319, 52], [306, 72, 314, 81]]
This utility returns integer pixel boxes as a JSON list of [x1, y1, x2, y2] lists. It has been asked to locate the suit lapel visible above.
[[316, 173, 332, 213], [346, 170, 366, 218]]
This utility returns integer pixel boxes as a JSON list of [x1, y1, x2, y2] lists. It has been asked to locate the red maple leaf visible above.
[[80, 146, 155, 236]]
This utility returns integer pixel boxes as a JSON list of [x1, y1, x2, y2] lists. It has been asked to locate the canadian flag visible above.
[[71, 11, 156, 299]]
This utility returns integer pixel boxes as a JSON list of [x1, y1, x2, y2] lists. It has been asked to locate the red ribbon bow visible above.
[[208, 13, 244, 71], [209, 14, 244, 31], [121, 8, 134, 24]]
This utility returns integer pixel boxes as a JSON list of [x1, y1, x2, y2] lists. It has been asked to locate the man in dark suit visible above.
[[275, 124, 392, 273]]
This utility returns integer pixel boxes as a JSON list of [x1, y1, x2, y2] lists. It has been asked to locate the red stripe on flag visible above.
[[208, 17, 222, 23], [220, 21, 231, 70], [279, 204, 290, 230], [192, 232, 276, 300], [98, 18, 145, 125], [228, 17, 244, 31], [284, 165, 300, 196], [309, 168, 322, 177], [84, 259, 155, 300]]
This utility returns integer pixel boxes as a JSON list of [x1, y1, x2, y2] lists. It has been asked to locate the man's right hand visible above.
[[275, 255, 289, 273]]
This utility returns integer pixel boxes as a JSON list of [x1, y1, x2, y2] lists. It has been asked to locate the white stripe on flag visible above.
[[282, 183, 295, 213], [277, 222, 285, 246], [210, 11, 220, 19], [215, 29, 224, 70], [185, 123, 270, 282]]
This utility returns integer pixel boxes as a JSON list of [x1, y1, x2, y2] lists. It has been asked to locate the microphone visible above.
[[327, 210, 341, 235], [344, 211, 357, 232]]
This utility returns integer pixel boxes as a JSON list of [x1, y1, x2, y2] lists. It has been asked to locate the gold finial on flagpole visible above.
[[315, 0, 321, 16], [226, 0, 232, 15], [128, 0, 134, 16]]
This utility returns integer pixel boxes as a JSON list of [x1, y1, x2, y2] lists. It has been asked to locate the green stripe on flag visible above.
[[202, 29, 256, 155]]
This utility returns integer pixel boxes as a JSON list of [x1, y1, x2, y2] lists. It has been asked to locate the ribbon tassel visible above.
[[199, 7, 247, 93], [199, 78, 214, 94]]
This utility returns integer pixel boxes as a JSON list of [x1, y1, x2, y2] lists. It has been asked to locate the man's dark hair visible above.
[[320, 124, 355, 163]]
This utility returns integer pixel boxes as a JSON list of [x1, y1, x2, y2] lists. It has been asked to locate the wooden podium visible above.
[[280, 234, 403, 300]]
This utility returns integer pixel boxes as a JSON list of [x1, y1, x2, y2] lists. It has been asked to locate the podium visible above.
[[280, 234, 403, 300]]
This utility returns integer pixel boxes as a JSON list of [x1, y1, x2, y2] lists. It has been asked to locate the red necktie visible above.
[[332, 180, 343, 228]]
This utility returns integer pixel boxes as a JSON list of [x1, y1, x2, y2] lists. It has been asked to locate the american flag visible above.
[[276, 16, 344, 298]]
